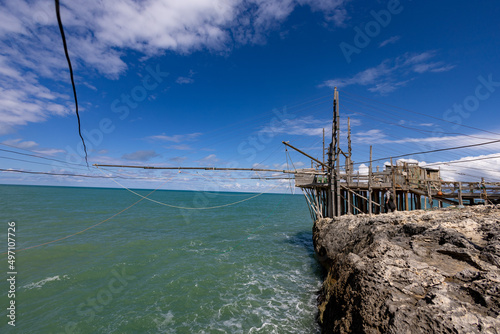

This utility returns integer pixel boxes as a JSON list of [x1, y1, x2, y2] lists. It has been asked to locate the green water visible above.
[[1, 185, 322, 333]]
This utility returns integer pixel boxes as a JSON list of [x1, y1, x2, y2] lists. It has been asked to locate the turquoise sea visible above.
[[0, 184, 322, 333]]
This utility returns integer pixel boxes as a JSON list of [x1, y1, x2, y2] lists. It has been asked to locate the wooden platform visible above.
[[296, 162, 500, 221]]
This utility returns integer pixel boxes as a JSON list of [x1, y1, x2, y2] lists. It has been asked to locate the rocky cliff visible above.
[[313, 205, 500, 333]]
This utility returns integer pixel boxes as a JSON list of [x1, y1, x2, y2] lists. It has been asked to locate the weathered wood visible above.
[[458, 182, 463, 206], [295, 173, 315, 186], [369, 146, 373, 215]]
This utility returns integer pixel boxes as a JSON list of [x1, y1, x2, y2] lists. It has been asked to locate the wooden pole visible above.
[[427, 181, 433, 208], [391, 157, 397, 211], [322, 128, 325, 171], [369, 146, 373, 215], [94, 164, 296, 174], [458, 182, 463, 206], [335, 88, 341, 216], [347, 118, 352, 214], [282, 142, 329, 170]]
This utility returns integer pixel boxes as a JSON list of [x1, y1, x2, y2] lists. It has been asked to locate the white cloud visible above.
[[273, 161, 305, 170], [1, 138, 38, 149], [298, 0, 350, 25], [33, 149, 65, 156], [385, 135, 500, 153], [198, 154, 219, 165], [400, 154, 500, 182], [170, 156, 188, 163], [169, 144, 194, 151], [322, 51, 455, 94], [176, 69, 196, 84], [176, 77, 194, 84], [352, 126, 500, 156], [260, 116, 330, 137], [0, 0, 350, 134], [352, 129, 387, 143], [122, 150, 159, 161], [357, 163, 369, 175], [148, 132, 202, 143], [252, 163, 270, 168], [379, 35, 400, 48]]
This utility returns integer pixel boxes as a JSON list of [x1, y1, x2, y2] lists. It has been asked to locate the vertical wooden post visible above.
[[481, 177, 488, 204], [327, 89, 335, 218], [322, 128, 325, 171], [427, 181, 433, 208], [458, 182, 463, 206], [335, 88, 341, 217], [347, 118, 352, 214], [369, 146, 373, 215], [391, 157, 397, 211]]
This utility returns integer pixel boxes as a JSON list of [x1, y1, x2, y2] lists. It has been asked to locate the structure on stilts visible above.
[[291, 88, 500, 221], [95, 88, 500, 221]]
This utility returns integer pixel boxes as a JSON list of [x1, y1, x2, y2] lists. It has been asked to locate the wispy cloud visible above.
[[379, 35, 400, 48], [428, 154, 500, 182], [389, 155, 500, 183], [258, 115, 361, 139], [170, 156, 188, 164], [148, 132, 202, 143], [1, 138, 38, 149], [169, 144, 193, 151], [384, 134, 500, 152], [260, 116, 329, 136], [352, 129, 387, 143], [33, 149, 65, 156], [122, 150, 159, 162], [176, 69, 195, 85], [0, 0, 350, 134], [0, 138, 65, 156], [197, 154, 219, 165], [322, 51, 455, 94], [352, 128, 500, 155], [273, 161, 305, 169], [176, 77, 194, 85]]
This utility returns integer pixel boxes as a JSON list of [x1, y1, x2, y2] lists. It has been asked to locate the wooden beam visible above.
[[94, 164, 296, 174], [282, 141, 330, 170], [369, 146, 373, 215]]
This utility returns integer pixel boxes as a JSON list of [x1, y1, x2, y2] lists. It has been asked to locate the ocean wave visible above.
[[23, 275, 69, 290]]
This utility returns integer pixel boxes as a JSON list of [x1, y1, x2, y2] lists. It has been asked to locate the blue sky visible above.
[[1, 0, 499, 193]]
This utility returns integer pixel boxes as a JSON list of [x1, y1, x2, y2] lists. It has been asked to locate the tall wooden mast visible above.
[[329, 87, 341, 217]]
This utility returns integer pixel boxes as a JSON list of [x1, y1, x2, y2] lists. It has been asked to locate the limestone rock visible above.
[[313, 205, 500, 333]]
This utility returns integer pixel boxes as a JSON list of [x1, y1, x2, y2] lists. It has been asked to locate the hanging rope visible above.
[[96, 166, 282, 210], [285, 148, 296, 195], [55, 0, 88, 166]]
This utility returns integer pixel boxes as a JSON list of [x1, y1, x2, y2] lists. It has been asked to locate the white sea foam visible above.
[[154, 310, 175, 333], [23, 275, 69, 290]]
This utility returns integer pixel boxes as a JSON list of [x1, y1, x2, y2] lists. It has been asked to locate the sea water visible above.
[[0, 185, 322, 333]]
